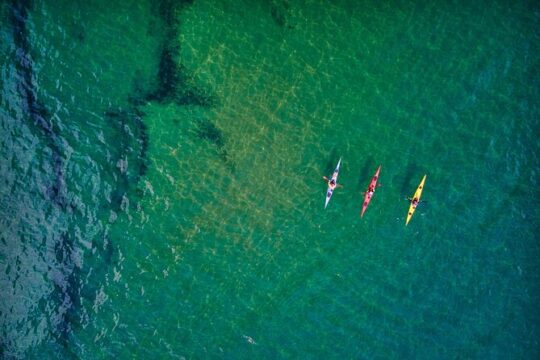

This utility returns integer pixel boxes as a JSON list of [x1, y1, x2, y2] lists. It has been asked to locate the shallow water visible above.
[[1, 0, 539, 358]]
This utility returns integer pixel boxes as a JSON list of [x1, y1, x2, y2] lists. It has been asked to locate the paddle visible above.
[[323, 176, 343, 188]]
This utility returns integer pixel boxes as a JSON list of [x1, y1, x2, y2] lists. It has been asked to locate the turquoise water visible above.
[[1, 0, 539, 358]]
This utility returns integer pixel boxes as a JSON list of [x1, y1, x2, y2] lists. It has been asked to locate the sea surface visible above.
[[1, 0, 539, 358]]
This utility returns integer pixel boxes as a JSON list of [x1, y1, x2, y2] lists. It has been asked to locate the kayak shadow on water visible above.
[[356, 157, 375, 191], [324, 148, 340, 174], [401, 162, 421, 196]]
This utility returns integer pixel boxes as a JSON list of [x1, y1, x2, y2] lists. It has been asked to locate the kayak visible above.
[[324, 158, 341, 209], [360, 165, 381, 217], [406, 175, 427, 225]]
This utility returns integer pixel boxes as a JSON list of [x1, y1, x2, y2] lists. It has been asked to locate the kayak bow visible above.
[[360, 165, 381, 217], [406, 175, 427, 225], [324, 158, 341, 209]]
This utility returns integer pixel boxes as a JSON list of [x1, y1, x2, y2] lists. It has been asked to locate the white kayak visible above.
[[324, 158, 341, 209]]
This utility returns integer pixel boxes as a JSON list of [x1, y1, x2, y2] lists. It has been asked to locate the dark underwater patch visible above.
[[128, 71, 151, 107], [149, 46, 179, 102], [147, 39, 213, 107], [195, 118, 224, 148], [195, 118, 231, 165], [104, 107, 149, 209], [7, 0, 91, 351], [52, 232, 78, 337], [47, 152, 72, 212], [11, 0, 54, 136], [270, 0, 295, 29], [271, 4, 286, 27], [150, 0, 236, 169], [9, 0, 70, 212], [146, 0, 213, 107], [76, 30, 85, 42], [157, 0, 194, 28]]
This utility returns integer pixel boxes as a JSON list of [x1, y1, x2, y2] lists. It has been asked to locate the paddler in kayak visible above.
[[407, 197, 424, 208], [364, 182, 381, 197], [323, 158, 342, 209], [405, 174, 427, 225], [323, 176, 342, 189], [367, 185, 375, 196], [365, 183, 379, 196]]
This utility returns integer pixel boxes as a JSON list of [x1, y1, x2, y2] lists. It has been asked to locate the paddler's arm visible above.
[[322, 176, 329, 182], [405, 197, 427, 204]]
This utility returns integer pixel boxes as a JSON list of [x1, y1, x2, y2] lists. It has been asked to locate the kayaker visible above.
[[323, 176, 340, 190], [405, 175, 427, 225], [365, 183, 381, 197], [409, 197, 419, 208]]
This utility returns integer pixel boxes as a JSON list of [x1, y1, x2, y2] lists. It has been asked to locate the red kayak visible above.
[[360, 165, 381, 217]]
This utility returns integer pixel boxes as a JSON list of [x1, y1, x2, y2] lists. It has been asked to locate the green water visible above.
[[1, 0, 539, 358]]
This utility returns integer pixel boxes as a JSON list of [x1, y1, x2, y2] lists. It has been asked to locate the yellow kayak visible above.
[[406, 175, 427, 225]]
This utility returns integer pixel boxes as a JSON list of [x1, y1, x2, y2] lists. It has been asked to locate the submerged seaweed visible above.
[[146, 0, 213, 107], [195, 118, 224, 147], [194, 118, 233, 166], [270, 0, 295, 29], [9, 0, 70, 211], [145, 0, 232, 168], [147, 38, 213, 107]]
